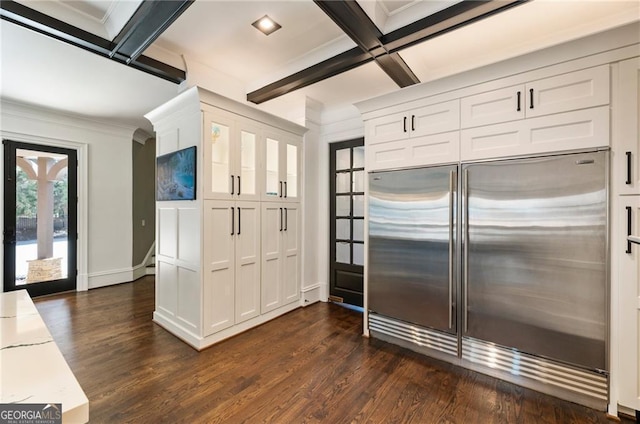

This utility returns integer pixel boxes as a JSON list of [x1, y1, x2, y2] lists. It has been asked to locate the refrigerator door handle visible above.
[[448, 169, 456, 329], [463, 168, 469, 333]]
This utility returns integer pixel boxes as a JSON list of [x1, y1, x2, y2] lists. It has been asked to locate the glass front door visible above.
[[3, 140, 77, 296]]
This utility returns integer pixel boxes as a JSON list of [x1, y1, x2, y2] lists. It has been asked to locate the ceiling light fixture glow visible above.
[[252, 15, 281, 36]]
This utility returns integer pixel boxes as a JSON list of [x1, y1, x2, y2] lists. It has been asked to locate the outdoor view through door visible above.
[[3, 140, 77, 297], [329, 139, 364, 307]]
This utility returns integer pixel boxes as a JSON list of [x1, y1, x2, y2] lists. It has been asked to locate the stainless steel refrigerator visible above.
[[368, 150, 608, 406]]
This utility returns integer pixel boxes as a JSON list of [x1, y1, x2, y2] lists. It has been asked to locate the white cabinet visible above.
[[461, 65, 610, 128], [146, 86, 306, 350], [613, 58, 640, 195], [365, 99, 460, 170], [203, 107, 261, 201], [203, 200, 261, 336], [616, 197, 640, 413], [263, 128, 302, 202], [460, 106, 609, 161], [262, 203, 300, 313]]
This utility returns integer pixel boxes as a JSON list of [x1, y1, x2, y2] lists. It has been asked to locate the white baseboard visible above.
[[132, 264, 147, 281], [88, 267, 133, 289], [301, 282, 324, 306]]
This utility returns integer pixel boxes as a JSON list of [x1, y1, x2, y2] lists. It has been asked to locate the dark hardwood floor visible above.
[[34, 276, 630, 423]]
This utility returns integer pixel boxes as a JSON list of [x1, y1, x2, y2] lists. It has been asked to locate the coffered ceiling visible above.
[[1, 1, 639, 133]]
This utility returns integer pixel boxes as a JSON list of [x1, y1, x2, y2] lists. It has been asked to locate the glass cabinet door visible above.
[[285, 141, 300, 201], [265, 136, 280, 199], [239, 127, 258, 200], [205, 112, 233, 199]]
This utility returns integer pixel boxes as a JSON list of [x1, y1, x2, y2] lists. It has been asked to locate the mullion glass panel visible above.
[[336, 218, 350, 240], [336, 172, 351, 193], [336, 195, 350, 217]]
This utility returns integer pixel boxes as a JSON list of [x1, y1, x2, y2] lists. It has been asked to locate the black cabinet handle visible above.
[[237, 208, 241, 235], [284, 181, 287, 198], [284, 208, 288, 231], [411, 115, 415, 132], [230, 175, 235, 195], [279, 208, 283, 231], [627, 206, 632, 254], [626, 151, 632, 185], [237, 176, 241, 195], [516, 91, 521, 112], [529, 88, 534, 109], [279, 181, 283, 198], [231, 207, 235, 236], [403, 116, 407, 133]]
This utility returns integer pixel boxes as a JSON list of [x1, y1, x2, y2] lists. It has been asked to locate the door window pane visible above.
[[352, 170, 364, 192], [353, 146, 365, 168], [353, 195, 364, 217], [211, 122, 230, 193], [15, 152, 69, 285], [266, 138, 279, 196], [287, 144, 297, 198], [336, 242, 350, 264], [336, 172, 350, 193], [336, 148, 350, 171], [353, 243, 364, 266], [336, 219, 350, 240], [353, 219, 364, 242], [336, 196, 350, 216], [240, 131, 256, 195]]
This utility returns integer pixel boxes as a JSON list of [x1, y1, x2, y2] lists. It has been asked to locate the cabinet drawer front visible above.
[[526, 65, 610, 118], [411, 99, 460, 137], [461, 85, 525, 128], [461, 106, 609, 161], [366, 139, 408, 171]]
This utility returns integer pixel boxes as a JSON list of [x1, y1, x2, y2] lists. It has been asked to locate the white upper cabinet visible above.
[[613, 58, 640, 195], [203, 107, 262, 201], [461, 65, 610, 129], [365, 99, 460, 170], [263, 127, 301, 202]]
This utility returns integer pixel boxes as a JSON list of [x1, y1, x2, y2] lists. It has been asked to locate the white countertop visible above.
[[1, 290, 89, 423]]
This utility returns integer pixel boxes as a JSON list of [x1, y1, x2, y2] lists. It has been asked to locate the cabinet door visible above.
[[236, 118, 262, 201], [282, 204, 300, 305], [235, 201, 261, 323], [203, 110, 235, 200], [283, 136, 302, 202], [526, 65, 610, 118], [366, 111, 410, 145], [263, 130, 282, 201], [613, 58, 640, 195], [461, 85, 525, 128], [261, 203, 283, 312], [410, 99, 460, 137], [203, 200, 235, 336], [617, 196, 640, 411]]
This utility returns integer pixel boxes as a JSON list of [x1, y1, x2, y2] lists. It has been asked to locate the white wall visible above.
[[1, 100, 136, 290]]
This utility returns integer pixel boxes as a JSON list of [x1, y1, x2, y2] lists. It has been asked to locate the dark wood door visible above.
[[329, 138, 364, 306], [3, 140, 78, 296]]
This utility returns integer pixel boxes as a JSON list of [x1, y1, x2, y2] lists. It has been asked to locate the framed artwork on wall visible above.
[[157, 146, 196, 201]]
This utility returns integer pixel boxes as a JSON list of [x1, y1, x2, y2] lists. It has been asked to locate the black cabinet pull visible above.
[[411, 115, 415, 132], [529, 88, 534, 109], [279, 181, 283, 198], [279, 208, 283, 231], [516, 91, 521, 112], [627, 206, 632, 254], [231, 207, 235, 236], [403, 116, 407, 133], [626, 151, 632, 185], [284, 208, 288, 231], [237, 176, 241, 195], [230, 175, 235, 195], [284, 181, 287, 198], [237, 208, 241, 235]]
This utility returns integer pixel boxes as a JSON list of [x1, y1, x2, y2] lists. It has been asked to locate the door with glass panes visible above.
[[329, 139, 364, 306]]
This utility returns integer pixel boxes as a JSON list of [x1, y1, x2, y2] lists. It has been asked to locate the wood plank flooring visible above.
[[33, 277, 630, 423]]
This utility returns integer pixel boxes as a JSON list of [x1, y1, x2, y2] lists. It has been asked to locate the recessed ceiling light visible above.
[[252, 15, 281, 36]]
